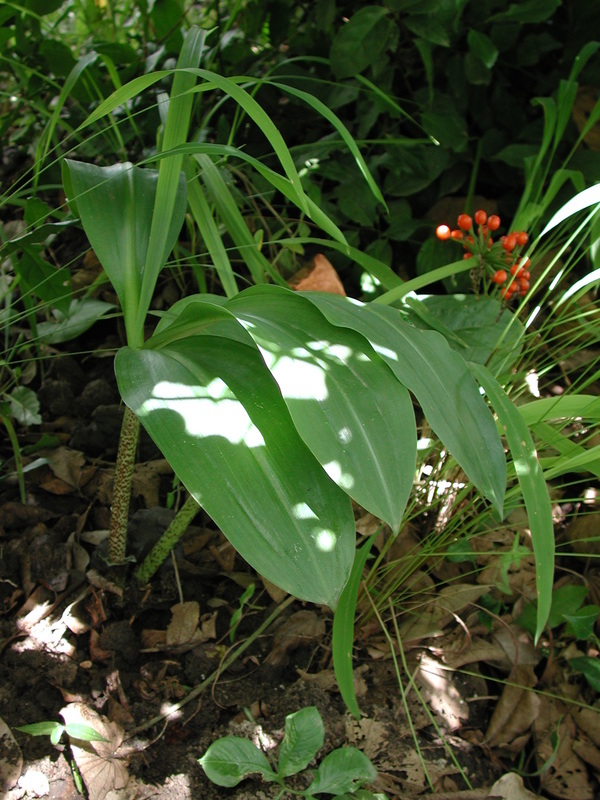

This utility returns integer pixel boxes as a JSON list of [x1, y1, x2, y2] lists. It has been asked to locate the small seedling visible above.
[[16, 719, 108, 746], [199, 706, 387, 799]]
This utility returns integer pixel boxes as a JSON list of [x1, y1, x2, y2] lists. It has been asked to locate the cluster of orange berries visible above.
[[436, 210, 531, 300]]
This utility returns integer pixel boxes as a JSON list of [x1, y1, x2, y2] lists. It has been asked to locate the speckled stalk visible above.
[[134, 493, 200, 584], [108, 405, 140, 564]]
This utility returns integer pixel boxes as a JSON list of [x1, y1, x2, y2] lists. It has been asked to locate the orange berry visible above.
[[487, 215, 501, 231], [502, 235, 517, 252], [515, 231, 529, 246], [450, 229, 463, 240], [463, 252, 474, 259], [474, 209, 487, 225], [492, 269, 507, 284], [436, 224, 451, 240], [457, 214, 472, 231], [519, 280, 530, 293]]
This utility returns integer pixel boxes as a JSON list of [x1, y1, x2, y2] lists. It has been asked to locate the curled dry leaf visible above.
[[399, 583, 488, 642], [166, 601, 200, 647], [289, 253, 346, 295], [0, 715, 23, 793], [534, 697, 594, 800], [264, 610, 326, 667], [489, 771, 543, 799], [485, 664, 540, 750], [60, 703, 128, 800]]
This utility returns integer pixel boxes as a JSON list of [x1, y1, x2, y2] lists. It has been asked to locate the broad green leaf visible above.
[[333, 536, 376, 718], [63, 160, 186, 345], [16, 721, 63, 737], [199, 737, 277, 787], [491, 0, 561, 24], [306, 295, 506, 515], [307, 747, 377, 795], [116, 307, 355, 608], [467, 30, 498, 69], [9, 386, 41, 426], [65, 723, 109, 743], [564, 606, 600, 641], [406, 295, 524, 373], [403, 15, 450, 47], [227, 287, 416, 532], [330, 6, 391, 78], [569, 658, 600, 692], [37, 298, 115, 345], [471, 364, 553, 642], [517, 585, 588, 634], [16, 249, 71, 316], [278, 707, 324, 777]]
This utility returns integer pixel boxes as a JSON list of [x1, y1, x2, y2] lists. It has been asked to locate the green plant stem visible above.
[[1, 411, 26, 503], [108, 405, 140, 564], [135, 493, 200, 583], [129, 594, 296, 735]]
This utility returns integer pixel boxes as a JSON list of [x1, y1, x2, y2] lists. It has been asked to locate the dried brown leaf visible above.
[[166, 602, 200, 647], [60, 703, 128, 800], [489, 772, 543, 799], [0, 716, 23, 793], [399, 584, 488, 642], [485, 664, 539, 749], [289, 253, 346, 295], [265, 610, 326, 666]]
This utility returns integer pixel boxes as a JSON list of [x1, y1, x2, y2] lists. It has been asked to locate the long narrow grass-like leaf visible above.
[[332, 535, 376, 718], [34, 51, 98, 185], [137, 28, 205, 335], [195, 153, 285, 286], [184, 162, 239, 298], [532, 422, 600, 480], [518, 394, 600, 424], [146, 143, 348, 244], [374, 258, 474, 304], [470, 364, 554, 642], [265, 80, 386, 210]]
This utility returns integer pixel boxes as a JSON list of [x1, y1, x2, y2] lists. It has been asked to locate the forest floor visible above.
[[0, 316, 599, 800]]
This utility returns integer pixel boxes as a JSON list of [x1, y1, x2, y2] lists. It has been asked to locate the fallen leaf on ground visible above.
[[166, 602, 200, 647], [43, 447, 95, 491], [60, 703, 128, 800], [0, 715, 22, 793], [265, 610, 326, 666], [490, 771, 543, 799], [485, 664, 540, 750], [399, 583, 488, 642]]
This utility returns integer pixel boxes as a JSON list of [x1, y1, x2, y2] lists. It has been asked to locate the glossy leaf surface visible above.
[[115, 304, 355, 608], [306, 294, 506, 515], [228, 286, 416, 532]]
